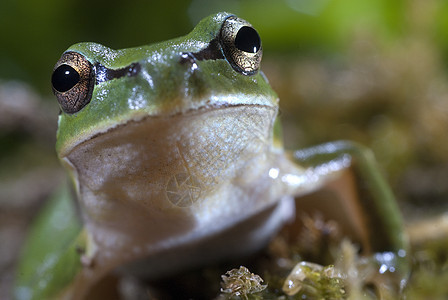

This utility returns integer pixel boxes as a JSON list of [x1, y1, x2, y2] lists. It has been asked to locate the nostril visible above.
[[128, 63, 141, 77], [179, 52, 200, 73], [179, 52, 197, 65]]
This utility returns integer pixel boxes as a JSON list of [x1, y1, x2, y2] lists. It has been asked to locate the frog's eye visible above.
[[51, 51, 94, 114], [220, 16, 262, 75]]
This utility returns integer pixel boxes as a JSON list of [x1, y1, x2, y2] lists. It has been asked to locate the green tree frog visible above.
[[14, 12, 407, 299]]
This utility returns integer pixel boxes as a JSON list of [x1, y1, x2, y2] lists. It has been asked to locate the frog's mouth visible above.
[[64, 104, 279, 234]]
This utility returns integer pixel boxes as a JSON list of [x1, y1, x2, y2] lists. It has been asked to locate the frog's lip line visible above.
[[102, 102, 276, 135], [60, 103, 277, 157]]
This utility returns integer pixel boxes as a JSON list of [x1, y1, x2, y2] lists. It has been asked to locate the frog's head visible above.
[[51, 13, 280, 223], [53, 12, 278, 156]]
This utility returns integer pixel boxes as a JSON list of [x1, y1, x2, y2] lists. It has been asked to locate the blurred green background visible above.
[[0, 0, 422, 93], [1, 0, 448, 298]]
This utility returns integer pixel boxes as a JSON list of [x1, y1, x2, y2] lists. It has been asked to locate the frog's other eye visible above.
[[220, 16, 262, 75], [52, 51, 94, 114]]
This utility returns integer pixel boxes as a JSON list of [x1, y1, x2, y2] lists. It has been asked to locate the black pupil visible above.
[[234, 26, 261, 53], [52, 65, 80, 92]]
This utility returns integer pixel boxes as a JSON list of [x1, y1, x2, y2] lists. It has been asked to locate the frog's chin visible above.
[[64, 104, 288, 253], [62, 103, 295, 279]]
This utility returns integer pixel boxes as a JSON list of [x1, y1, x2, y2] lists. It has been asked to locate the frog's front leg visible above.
[[285, 141, 408, 281], [13, 184, 86, 300], [13, 184, 120, 300]]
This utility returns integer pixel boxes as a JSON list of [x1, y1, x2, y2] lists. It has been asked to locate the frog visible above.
[[14, 12, 408, 299]]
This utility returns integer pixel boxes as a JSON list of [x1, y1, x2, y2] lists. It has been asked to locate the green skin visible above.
[[14, 12, 407, 299]]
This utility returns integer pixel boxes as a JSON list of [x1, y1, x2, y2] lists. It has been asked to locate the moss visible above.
[[282, 262, 346, 299], [218, 266, 267, 300]]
